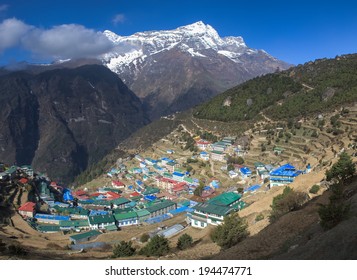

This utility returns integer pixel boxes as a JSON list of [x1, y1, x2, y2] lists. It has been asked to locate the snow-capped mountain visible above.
[[101, 21, 291, 119]]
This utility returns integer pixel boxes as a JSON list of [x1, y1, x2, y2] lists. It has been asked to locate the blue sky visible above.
[[0, 0, 356, 65]]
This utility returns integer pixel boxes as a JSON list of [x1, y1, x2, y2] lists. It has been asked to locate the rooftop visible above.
[[270, 163, 301, 177], [69, 230, 102, 241], [88, 214, 115, 225], [146, 200, 176, 213], [208, 192, 242, 206], [18, 202, 36, 212], [194, 202, 233, 217]]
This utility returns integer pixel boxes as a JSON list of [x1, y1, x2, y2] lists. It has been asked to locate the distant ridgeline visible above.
[[194, 54, 357, 122]]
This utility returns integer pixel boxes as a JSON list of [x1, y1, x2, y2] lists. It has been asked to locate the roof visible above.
[[69, 230, 102, 241], [157, 224, 184, 238], [172, 172, 184, 177], [112, 180, 125, 186], [18, 178, 28, 184], [37, 225, 61, 232], [105, 224, 118, 231], [135, 209, 150, 217], [244, 185, 261, 193], [143, 186, 160, 195], [146, 200, 176, 213], [254, 162, 265, 168], [112, 197, 131, 205], [114, 211, 137, 221], [211, 150, 223, 155], [130, 191, 141, 197], [88, 214, 115, 225], [270, 163, 301, 177], [197, 140, 211, 145], [208, 192, 242, 206], [53, 206, 89, 216], [35, 214, 70, 221], [240, 167, 252, 175], [59, 220, 89, 227], [19, 202, 36, 212], [194, 202, 233, 216]]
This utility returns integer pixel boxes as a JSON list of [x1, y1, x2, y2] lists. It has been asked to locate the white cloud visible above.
[[112, 14, 125, 25], [0, 18, 115, 60], [0, 18, 33, 52], [0, 4, 9, 12], [22, 24, 114, 60]]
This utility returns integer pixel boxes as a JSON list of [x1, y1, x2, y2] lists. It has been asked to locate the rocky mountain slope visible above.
[[102, 21, 291, 119], [0, 65, 148, 183]]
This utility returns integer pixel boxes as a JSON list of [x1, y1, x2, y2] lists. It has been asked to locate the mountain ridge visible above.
[[0, 64, 149, 183]]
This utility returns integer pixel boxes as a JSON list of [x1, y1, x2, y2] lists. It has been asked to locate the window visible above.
[[201, 222, 205, 227], [194, 220, 198, 226]]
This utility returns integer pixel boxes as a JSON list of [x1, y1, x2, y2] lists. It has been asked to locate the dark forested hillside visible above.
[[194, 54, 357, 121]]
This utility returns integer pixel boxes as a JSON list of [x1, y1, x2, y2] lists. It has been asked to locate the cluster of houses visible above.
[[4, 129, 314, 248], [19, 186, 180, 234], [188, 192, 246, 228]]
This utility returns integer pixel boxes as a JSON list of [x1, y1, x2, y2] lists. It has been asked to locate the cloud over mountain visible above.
[[0, 18, 114, 60]]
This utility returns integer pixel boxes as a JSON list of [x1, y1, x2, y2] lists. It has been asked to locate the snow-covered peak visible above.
[[103, 30, 122, 42], [102, 22, 266, 74], [177, 21, 218, 37]]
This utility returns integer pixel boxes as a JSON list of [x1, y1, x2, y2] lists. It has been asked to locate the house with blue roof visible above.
[[145, 158, 157, 165], [239, 167, 252, 179], [269, 163, 302, 187], [172, 171, 185, 182], [200, 151, 209, 161]]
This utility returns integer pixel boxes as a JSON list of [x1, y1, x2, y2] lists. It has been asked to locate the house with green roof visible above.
[[190, 203, 234, 228], [208, 192, 242, 207], [69, 230, 102, 244], [145, 200, 176, 218], [210, 150, 226, 162], [37, 225, 61, 233], [88, 214, 115, 230], [59, 219, 90, 230], [190, 192, 243, 229], [135, 209, 150, 223], [114, 211, 138, 227]]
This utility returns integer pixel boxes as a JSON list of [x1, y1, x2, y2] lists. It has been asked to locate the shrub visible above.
[[311, 130, 318, 138], [309, 185, 320, 194], [112, 241, 136, 258], [255, 213, 264, 222], [269, 187, 308, 222], [139, 235, 170, 257], [210, 214, 249, 249], [326, 152, 355, 183], [177, 234, 193, 250], [140, 233, 150, 243], [318, 201, 350, 230]]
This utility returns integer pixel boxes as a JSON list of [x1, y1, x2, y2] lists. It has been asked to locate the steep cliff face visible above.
[[0, 65, 148, 183]]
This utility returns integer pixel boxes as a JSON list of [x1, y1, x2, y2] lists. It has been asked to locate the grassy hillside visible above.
[[194, 54, 357, 121]]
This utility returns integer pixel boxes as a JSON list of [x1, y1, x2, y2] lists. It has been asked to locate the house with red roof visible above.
[[171, 182, 188, 195], [18, 178, 28, 185], [112, 180, 125, 188], [106, 191, 121, 200], [196, 140, 211, 150], [18, 202, 36, 218]]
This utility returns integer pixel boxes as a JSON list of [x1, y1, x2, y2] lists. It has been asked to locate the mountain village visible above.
[[0, 119, 320, 250]]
